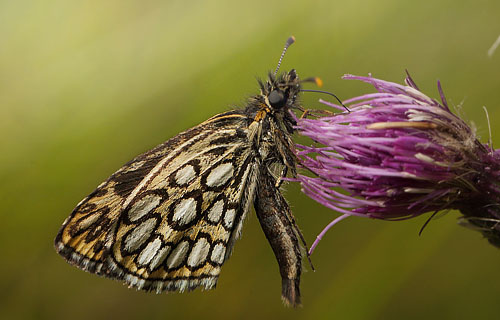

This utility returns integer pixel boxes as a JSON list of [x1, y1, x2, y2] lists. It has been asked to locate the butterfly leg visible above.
[[255, 170, 302, 307], [275, 166, 287, 188], [300, 108, 337, 119]]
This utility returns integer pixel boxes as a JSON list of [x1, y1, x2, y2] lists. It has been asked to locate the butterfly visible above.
[[54, 36, 319, 307]]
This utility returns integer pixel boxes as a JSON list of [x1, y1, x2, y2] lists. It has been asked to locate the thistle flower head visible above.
[[295, 74, 500, 252]]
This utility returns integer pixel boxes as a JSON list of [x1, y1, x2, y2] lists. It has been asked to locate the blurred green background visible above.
[[2, 0, 500, 319]]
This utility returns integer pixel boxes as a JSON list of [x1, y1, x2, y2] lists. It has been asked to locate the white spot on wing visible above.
[[211, 243, 226, 264], [206, 163, 234, 187], [77, 213, 100, 229], [207, 199, 224, 223], [172, 198, 197, 225], [128, 194, 161, 221], [166, 241, 189, 269], [187, 238, 210, 267], [150, 246, 171, 269], [124, 218, 157, 252], [175, 165, 196, 185], [224, 209, 236, 229], [137, 237, 162, 265]]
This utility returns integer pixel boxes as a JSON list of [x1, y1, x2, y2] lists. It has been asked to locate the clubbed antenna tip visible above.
[[274, 36, 295, 76]]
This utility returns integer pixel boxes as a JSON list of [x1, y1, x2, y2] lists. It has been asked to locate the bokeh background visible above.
[[2, 1, 500, 319]]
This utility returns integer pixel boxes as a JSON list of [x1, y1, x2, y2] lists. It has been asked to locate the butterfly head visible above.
[[260, 69, 302, 112]]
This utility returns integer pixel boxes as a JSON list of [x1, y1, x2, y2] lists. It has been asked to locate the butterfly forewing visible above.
[[55, 110, 261, 292]]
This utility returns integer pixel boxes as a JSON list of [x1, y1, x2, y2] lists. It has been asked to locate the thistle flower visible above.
[[295, 73, 500, 253]]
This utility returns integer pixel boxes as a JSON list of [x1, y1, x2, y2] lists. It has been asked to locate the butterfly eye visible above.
[[268, 90, 286, 108]]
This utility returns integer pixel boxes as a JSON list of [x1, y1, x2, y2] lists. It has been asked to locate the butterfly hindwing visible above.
[[55, 110, 261, 292]]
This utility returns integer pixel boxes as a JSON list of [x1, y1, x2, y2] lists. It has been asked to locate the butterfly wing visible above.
[[55, 110, 261, 292]]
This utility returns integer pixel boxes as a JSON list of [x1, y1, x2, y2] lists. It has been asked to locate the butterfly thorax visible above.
[[244, 69, 301, 177]]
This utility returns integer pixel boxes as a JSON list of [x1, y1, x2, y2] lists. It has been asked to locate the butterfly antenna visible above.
[[301, 89, 350, 112], [274, 36, 295, 76]]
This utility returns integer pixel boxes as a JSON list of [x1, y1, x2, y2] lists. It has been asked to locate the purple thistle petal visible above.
[[404, 69, 420, 90], [436, 80, 450, 111], [308, 214, 351, 255], [295, 73, 500, 252]]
